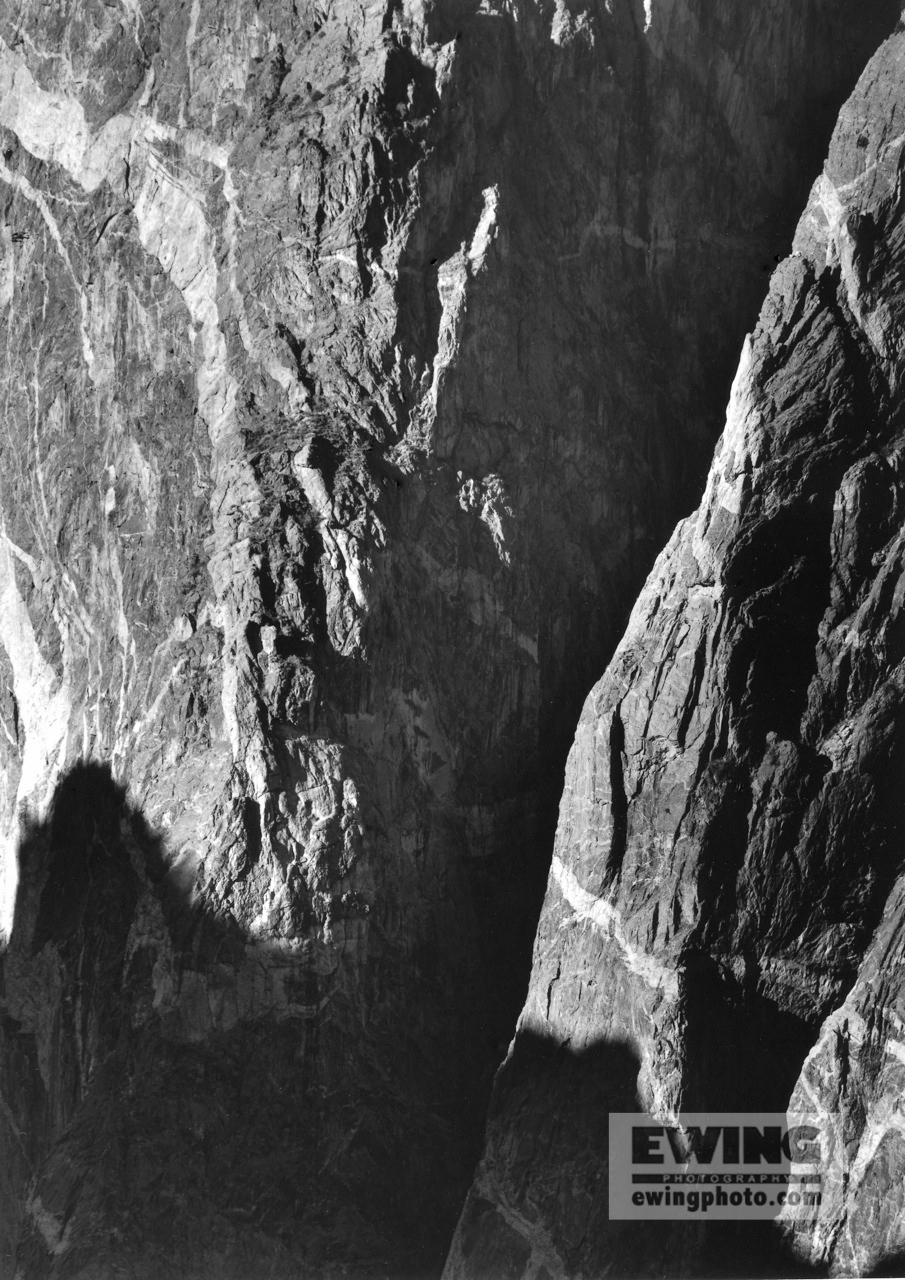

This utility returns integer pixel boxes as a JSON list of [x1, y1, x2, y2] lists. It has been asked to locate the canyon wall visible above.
[[445, 19, 905, 1280], [0, 0, 898, 1275]]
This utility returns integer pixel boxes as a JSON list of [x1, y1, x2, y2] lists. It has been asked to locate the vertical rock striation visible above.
[[446, 19, 905, 1280], [0, 0, 898, 1275]]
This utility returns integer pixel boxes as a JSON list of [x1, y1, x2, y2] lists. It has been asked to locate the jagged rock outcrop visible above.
[[445, 19, 905, 1280], [0, 0, 899, 1275]]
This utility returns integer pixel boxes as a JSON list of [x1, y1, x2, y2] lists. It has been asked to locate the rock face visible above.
[[445, 19, 905, 1280], [0, 0, 899, 1276]]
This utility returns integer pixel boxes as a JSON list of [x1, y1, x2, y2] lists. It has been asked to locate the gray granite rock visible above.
[[446, 20, 905, 1280], [0, 0, 898, 1275]]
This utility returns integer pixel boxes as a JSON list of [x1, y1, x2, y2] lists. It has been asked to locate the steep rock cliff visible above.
[[0, 0, 898, 1276], [445, 20, 905, 1280]]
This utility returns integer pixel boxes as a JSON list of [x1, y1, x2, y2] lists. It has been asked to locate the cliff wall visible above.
[[0, 0, 898, 1275], [445, 19, 905, 1280]]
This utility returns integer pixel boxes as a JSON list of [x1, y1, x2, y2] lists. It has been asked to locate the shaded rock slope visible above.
[[0, 0, 898, 1276], [445, 19, 905, 1280]]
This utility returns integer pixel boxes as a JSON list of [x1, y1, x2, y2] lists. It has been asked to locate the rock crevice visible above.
[[446, 22, 905, 1280]]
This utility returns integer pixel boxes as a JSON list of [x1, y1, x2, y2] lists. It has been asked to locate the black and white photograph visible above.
[[0, 2, 903, 1276]]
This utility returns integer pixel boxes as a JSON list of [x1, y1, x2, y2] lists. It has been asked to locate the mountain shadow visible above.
[[446, 1023, 834, 1280], [0, 765, 863, 1279], [0, 761, 443, 1280]]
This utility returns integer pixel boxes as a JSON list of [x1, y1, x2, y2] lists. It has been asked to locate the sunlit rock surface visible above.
[[0, 0, 898, 1275], [446, 19, 905, 1280]]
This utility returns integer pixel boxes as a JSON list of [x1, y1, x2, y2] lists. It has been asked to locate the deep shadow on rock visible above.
[[0, 762, 451, 1279], [676, 950, 820, 1118], [444, 1026, 832, 1280], [867, 1251, 905, 1279], [0, 766, 833, 1279]]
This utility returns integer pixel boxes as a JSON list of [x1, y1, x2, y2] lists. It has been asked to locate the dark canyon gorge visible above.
[[0, 0, 904, 1276]]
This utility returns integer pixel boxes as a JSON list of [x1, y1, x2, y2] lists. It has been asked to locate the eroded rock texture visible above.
[[445, 20, 905, 1280], [0, 0, 898, 1276]]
